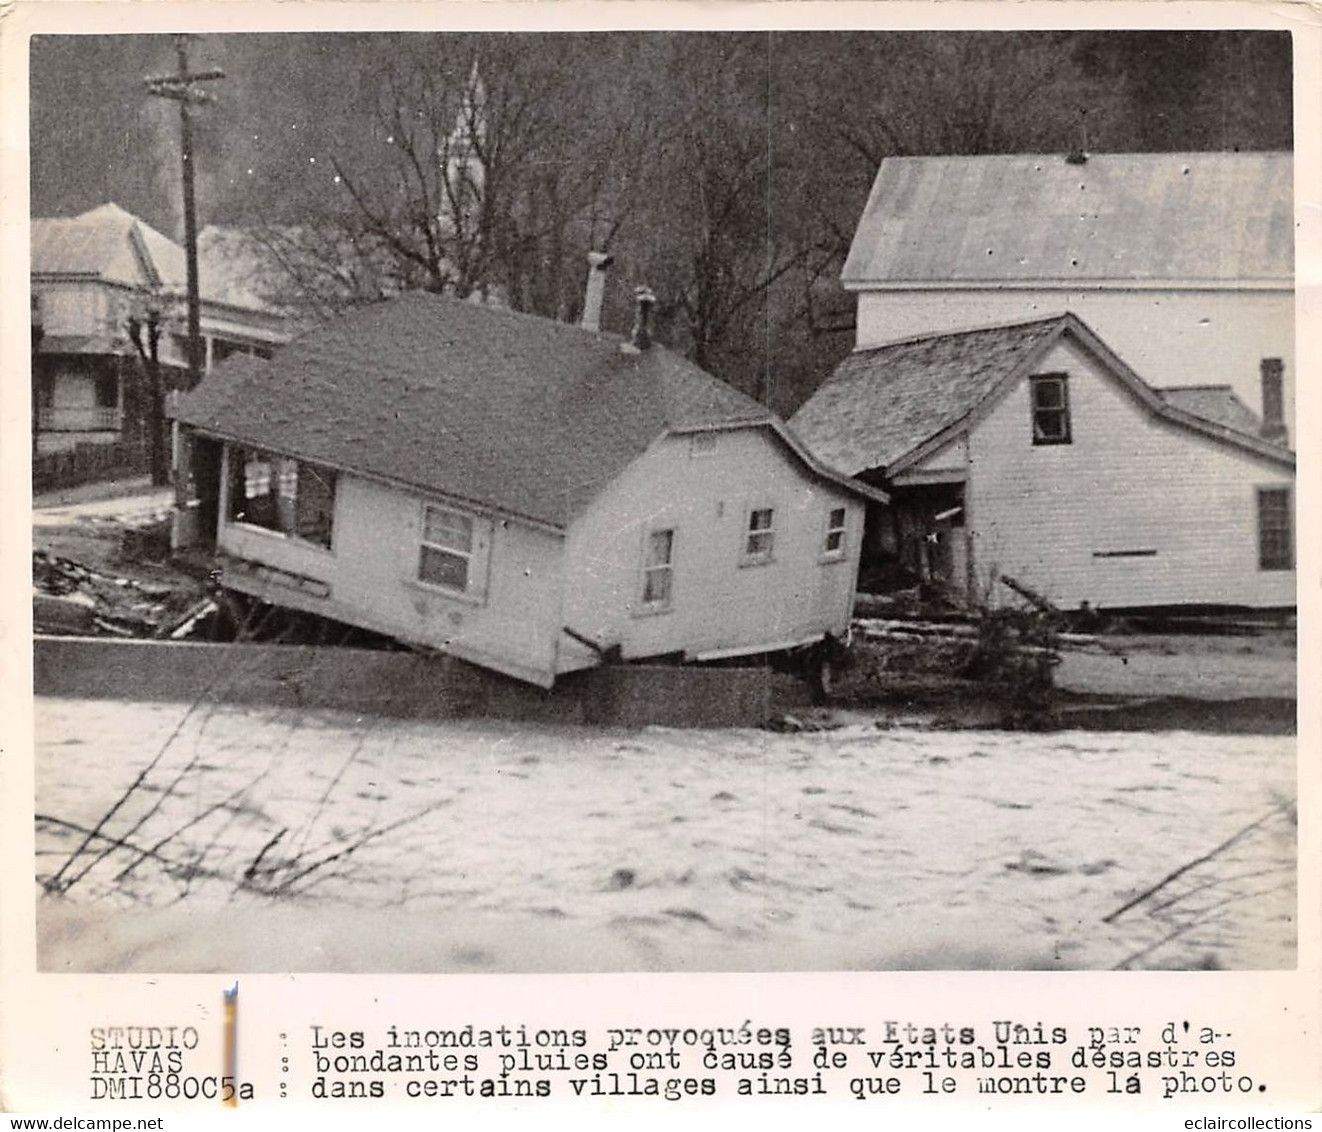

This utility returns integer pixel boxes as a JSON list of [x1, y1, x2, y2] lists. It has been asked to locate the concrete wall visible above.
[[854, 287, 1296, 440], [563, 429, 863, 662], [956, 337, 1296, 609], [33, 638, 809, 729]]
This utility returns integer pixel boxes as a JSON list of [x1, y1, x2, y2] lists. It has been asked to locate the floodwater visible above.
[[33, 697, 1295, 973]]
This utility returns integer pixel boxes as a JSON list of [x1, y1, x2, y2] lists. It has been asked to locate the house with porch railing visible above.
[[30, 203, 288, 481]]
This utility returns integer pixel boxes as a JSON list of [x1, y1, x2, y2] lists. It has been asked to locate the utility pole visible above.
[[145, 35, 224, 390]]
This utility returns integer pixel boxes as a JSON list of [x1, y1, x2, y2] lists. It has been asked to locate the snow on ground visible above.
[[34, 697, 1295, 974], [1056, 641, 1295, 699]]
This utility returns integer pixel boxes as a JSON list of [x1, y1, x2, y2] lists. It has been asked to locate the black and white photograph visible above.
[[19, 16, 1303, 987]]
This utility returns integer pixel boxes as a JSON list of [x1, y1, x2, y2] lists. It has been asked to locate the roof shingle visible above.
[[1156, 386, 1264, 437], [31, 202, 268, 310], [174, 291, 775, 528], [789, 313, 1293, 476], [790, 317, 1064, 474]]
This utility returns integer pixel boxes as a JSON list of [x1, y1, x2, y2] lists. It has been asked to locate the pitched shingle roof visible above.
[[1156, 386, 1263, 437], [175, 291, 815, 528], [842, 152, 1293, 288], [791, 317, 1063, 474], [789, 313, 1294, 477], [31, 203, 267, 310]]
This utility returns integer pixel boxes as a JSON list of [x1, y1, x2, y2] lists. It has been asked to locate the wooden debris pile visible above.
[[32, 550, 213, 639]]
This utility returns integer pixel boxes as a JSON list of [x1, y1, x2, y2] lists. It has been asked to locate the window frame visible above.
[[637, 526, 677, 615], [417, 501, 486, 599], [1030, 373, 1072, 446], [821, 505, 849, 563], [1256, 486, 1294, 572], [224, 445, 337, 552], [741, 504, 777, 566]]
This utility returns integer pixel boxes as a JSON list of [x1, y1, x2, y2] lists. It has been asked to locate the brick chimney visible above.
[[1260, 357, 1288, 445], [580, 251, 613, 332], [622, 285, 655, 354]]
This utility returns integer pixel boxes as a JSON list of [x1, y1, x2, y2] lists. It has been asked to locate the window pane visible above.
[[749, 508, 774, 532], [825, 530, 844, 553], [278, 459, 299, 499], [1258, 489, 1293, 570], [244, 457, 272, 500], [1033, 379, 1064, 409], [643, 565, 672, 605], [829, 507, 846, 530], [420, 545, 469, 590], [1034, 410, 1067, 440], [1031, 376, 1071, 444], [424, 507, 473, 553], [237, 451, 281, 532], [645, 529, 674, 568], [747, 531, 774, 557]]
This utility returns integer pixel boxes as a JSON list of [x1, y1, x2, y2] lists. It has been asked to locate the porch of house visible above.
[[857, 480, 971, 603]]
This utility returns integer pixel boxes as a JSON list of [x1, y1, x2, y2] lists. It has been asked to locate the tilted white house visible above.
[[30, 203, 288, 454], [171, 290, 881, 687], [790, 313, 1294, 611], [841, 151, 1294, 439]]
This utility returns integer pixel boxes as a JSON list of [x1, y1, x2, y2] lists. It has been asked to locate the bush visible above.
[[963, 604, 1062, 728]]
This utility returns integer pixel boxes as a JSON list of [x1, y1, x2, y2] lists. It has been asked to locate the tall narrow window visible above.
[[641, 528, 675, 610], [1257, 488, 1293, 571], [1031, 374, 1071, 445], [419, 505, 475, 591], [822, 507, 848, 560], [743, 507, 775, 564]]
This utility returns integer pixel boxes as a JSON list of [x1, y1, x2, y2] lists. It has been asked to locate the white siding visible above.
[[218, 465, 566, 686], [563, 429, 863, 661], [35, 281, 107, 337], [855, 287, 1295, 438], [907, 434, 968, 478], [960, 339, 1295, 609]]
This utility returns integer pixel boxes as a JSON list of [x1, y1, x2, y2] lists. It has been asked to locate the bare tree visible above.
[[127, 302, 170, 487]]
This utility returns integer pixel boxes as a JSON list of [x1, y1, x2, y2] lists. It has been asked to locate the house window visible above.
[[1257, 488, 1293, 571], [743, 507, 775, 564], [1031, 374, 1071, 445], [419, 505, 476, 592], [641, 528, 675, 610], [227, 446, 336, 549], [822, 507, 848, 560]]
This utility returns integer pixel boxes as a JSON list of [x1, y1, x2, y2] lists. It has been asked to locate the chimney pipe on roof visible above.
[[580, 251, 613, 332], [1260, 357, 1288, 446], [623, 285, 655, 354]]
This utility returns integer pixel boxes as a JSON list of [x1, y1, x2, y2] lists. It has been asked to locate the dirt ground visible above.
[[34, 696, 1296, 975], [1055, 632, 1296, 701]]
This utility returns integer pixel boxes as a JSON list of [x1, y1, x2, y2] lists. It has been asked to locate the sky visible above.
[[29, 30, 1294, 242]]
